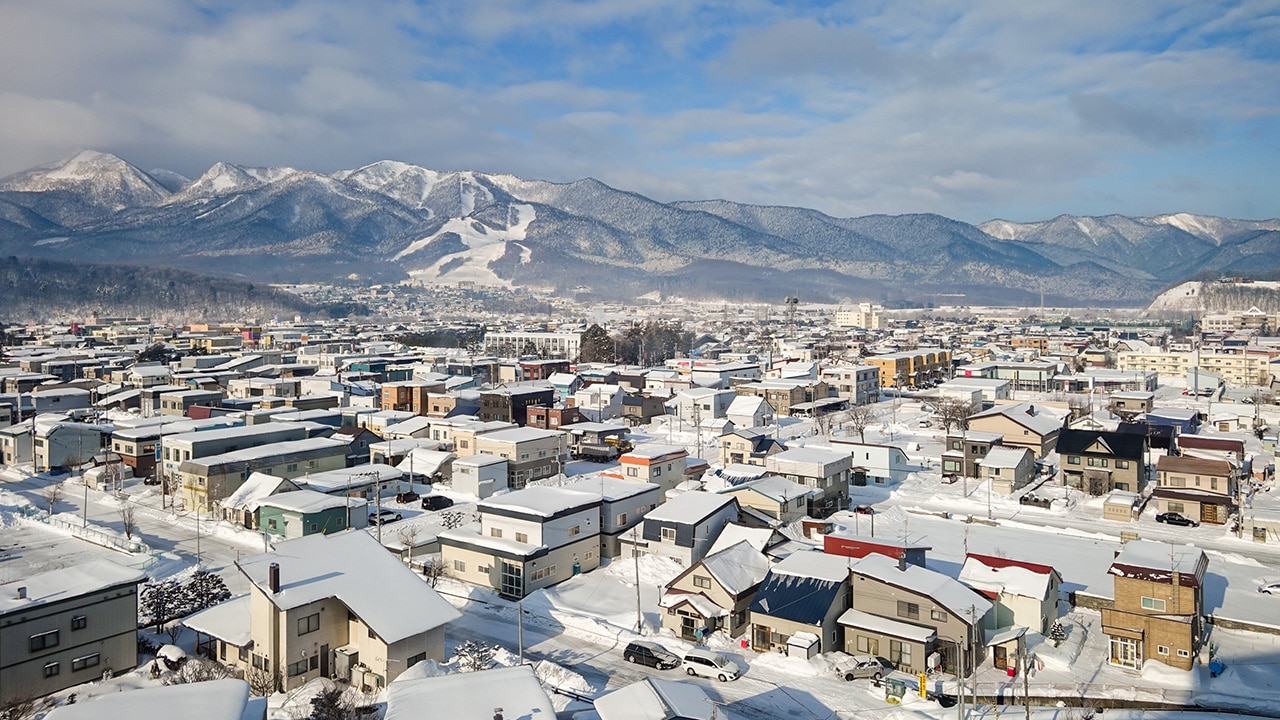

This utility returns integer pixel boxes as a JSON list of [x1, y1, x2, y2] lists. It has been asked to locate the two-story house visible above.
[[957, 553, 1062, 668], [224, 530, 460, 692], [660, 540, 770, 640], [0, 560, 147, 704], [622, 492, 739, 567], [1153, 455, 1236, 525], [439, 486, 602, 598], [966, 403, 1062, 459], [764, 446, 852, 517], [940, 431, 1004, 480], [478, 386, 556, 426], [1101, 540, 1207, 671], [724, 395, 774, 430], [748, 550, 852, 654], [977, 446, 1037, 495], [615, 444, 688, 492], [1057, 428, 1149, 495], [734, 379, 830, 417], [825, 439, 912, 487], [821, 364, 881, 406], [563, 476, 662, 558], [842, 554, 992, 674], [718, 428, 786, 467], [472, 427, 568, 489], [717, 475, 812, 524]]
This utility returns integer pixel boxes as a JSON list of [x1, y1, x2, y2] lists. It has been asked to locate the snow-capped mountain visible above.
[[1, 150, 1277, 304]]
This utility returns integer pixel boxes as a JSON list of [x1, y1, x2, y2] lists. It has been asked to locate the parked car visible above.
[[421, 495, 454, 511], [1156, 512, 1199, 527], [369, 509, 403, 524], [833, 653, 892, 681], [623, 640, 680, 669], [682, 649, 741, 681], [1259, 582, 1280, 595], [395, 490, 420, 504]]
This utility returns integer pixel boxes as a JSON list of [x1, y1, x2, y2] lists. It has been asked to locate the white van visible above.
[[682, 648, 741, 681]]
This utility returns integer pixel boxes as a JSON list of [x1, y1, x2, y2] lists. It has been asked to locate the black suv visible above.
[[422, 495, 454, 511], [623, 640, 680, 669]]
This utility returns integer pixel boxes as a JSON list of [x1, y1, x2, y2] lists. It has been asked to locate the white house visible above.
[[623, 492, 739, 566], [450, 453, 508, 499], [670, 387, 736, 422], [825, 439, 913, 486], [726, 395, 774, 429], [571, 383, 627, 421]]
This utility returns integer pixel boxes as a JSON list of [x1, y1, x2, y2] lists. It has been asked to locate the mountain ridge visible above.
[[1, 150, 1277, 306]]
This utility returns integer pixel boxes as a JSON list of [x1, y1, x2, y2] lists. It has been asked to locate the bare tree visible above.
[[42, 482, 63, 517], [932, 397, 978, 434], [397, 526, 421, 562], [246, 666, 276, 697], [164, 656, 234, 685], [0, 693, 50, 720], [421, 557, 447, 587], [843, 405, 877, 443], [119, 502, 138, 540]]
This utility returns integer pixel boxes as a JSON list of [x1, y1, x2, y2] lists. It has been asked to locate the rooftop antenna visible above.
[[784, 294, 800, 336]]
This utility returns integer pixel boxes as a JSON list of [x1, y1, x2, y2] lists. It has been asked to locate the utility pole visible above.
[[633, 526, 643, 633], [517, 600, 524, 665]]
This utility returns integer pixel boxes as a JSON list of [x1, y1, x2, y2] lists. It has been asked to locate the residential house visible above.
[[32, 419, 107, 472], [670, 387, 736, 423], [43, 678, 264, 720], [615, 444, 688, 492], [1109, 391, 1155, 419], [178, 437, 350, 513], [0, 419, 33, 466], [450, 454, 507, 499], [0, 560, 147, 704], [594, 677, 720, 720], [958, 553, 1062, 668], [158, 389, 223, 417], [941, 431, 1004, 480], [1101, 540, 1207, 671], [718, 428, 786, 467], [216, 472, 300, 529], [526, 404, 587, 430], [570, 383, 627, 422], [764, 446, 852, 517], [977, 446, 1037, 495], [473, 427, 568, 489], [660, 540, 770, 640], [1057, 428, 1149, 494], [384, 664, 555, 720], [725, 395, 774, 429], [825, 438, 912, 487], [623, 492, 739, 566], [844, 554, 993, 674], [1153, 455, 1236, 525], [823, 534, 930, 567], [439, 486, 602, 598], [717, 475, 812, 524], [548, 372, 583, 402], [748, 551, 852, 654], [258, 489, 368, 540], [821, 364, 881, 406], [734, 379, 830, 417], [563, 476, 661, 558], [296, 464, 405, 503], [621, 393, 668, 427], [966, 403, 1062, 459], [478, 386, 556, 426], [161, 423, 312, 485], [223, 530, 460, 691], [333, 426, 383, 466]]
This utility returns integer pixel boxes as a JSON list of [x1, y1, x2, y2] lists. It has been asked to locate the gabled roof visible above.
[[750, 571, 844, 624], [853, 554, 992, 622], [595, 677, 718, 720], [1107, 539, 1208, 588], [958, 553, 1059, 601], [237, 530, 460, 644], [969, 402, 1062, 435], [698, 540, 771, 595], [645, 492, 738, 525], [1055, 428, 1146, 459], [386, 664, 554, 720]]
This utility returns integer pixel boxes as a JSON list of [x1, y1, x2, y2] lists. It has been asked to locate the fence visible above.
[[41, 513, 151, 555]]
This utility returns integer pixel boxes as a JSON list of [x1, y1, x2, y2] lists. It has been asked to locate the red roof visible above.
[[965, 552, 1057, 577]]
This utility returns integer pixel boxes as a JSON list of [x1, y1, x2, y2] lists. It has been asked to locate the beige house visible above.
[[717, 428, 785, 467], [966, 403, 1061, 459], [977, 446, 1036, 495], [1153, 455, 1236, 525], [717, 475, 811, 524], [844, 554, 992, 674], [660, 540, 770, 640], [208, 530, 460, 692], [473, 427, 568, 489], [749, 551, 852, 655], [0, 560, 146, 704], [615, 444, 688, 492], [1101, 540, 1206, 671]]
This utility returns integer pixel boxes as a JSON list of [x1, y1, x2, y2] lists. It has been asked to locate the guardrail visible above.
[[40, 514, 151, 555]]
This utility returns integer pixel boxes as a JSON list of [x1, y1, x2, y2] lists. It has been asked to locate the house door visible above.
[[753, 625, 771, 651], [681, 615, 698, 640], [1202, 503, 1220, 524], [500, 561, 524, 598], [993, 645, 1008, 670], [320, 644, 329, 677], [852, 470, 868, 487], [1109, 637, 1141, 669]]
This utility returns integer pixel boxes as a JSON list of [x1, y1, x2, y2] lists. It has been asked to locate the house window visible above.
[[661, 527, 677, 541], [1177, 649, 1190, 658], [1167, 502, 1184, 514], [30, 630, 59, 652], [407, 652, 428, 667], [568, 525, 581, 537], [889, 639, 912, 667], [585, 550, 595, 561], [239, 646, 249, 662], [693, 576, 712, 589], [1157, 645, 1169, 655], [491, 528, 503, 538], [931, 609, 947, 622], [1140, 597, 1167, 612], [286, 463, 298, 472], [71, 653, 100, 672], [454, 560, 466, 572], [298, 613, 320, 636], [71, 615, 87, 631], [1067, 456, 1080, 465], [627, 467, 638, 477], [897, 601, 920, 620], [44, 662, 60, 677], [653, 467, 662, 477], [1116, 460, 1130, 470], [515, 532, 528, 543], [1087, 458, 1108, 468], [309, 522, 318, 533], [288, 660, 308, 677], [616, 512, 628, 525]]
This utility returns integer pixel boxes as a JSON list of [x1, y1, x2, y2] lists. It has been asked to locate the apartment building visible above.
[[835, 302, 882, 330], [865, 350, 951, 388], [1116, 351, 1271, 387], [484, 331, 582, 360], [478, 386, 556, 426], [734, 379, 830, 417], [179, 437, 350, 512], [821, 364, 881, 406], [472, 427, 568, 489]]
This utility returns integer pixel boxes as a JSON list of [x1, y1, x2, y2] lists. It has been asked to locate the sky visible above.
[[1, 0, 1278, 223]]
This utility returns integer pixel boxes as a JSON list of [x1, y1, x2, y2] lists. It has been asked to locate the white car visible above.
[[1259, 582, 1280, 595], [682, 648, 741, 681]]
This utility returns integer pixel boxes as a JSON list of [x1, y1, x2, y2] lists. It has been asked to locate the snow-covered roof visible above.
[[563, 475, 661, 502], [396, 448, 456, 476], [44, 679, 254, 720], [480, 485, 600, 518], [958, 555, 1056, 601], [219, 472, 292, 512], [700, 540, 771, 594], [480, 426, 564, 444], [838, 609, 937, 643], [720, 474, 813, 503], [977, 446, 1032, 469], [625, 443, 689, 460], [659, 591, 728, 618], [853, 554, 993, 622], [299, 463, 403, 493], [970, 402, 1062, 435], [0, 559, 147, 615], [1108, 540, 1207, 587], [237, 530, 461, 644], [181, 594, 252, 647], [454, 453, 506, 468], [595, 677, 718, 720], [707, 524, 778, 555], [770, 549, 854, 583], [645, 491, 737, 524], [259, 488, 352, 514], [385, 664, 555, 720]]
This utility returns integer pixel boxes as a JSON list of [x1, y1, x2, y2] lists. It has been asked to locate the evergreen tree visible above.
[[578, 323, 615, 363], [1049, 619, 1066, 646], [183, 569, 231, 614], [307, 687, 348, 720]]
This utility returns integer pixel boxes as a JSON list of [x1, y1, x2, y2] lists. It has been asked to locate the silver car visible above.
[[834, 653, 892, 681]]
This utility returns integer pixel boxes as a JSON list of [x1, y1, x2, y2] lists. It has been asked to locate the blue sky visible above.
[[1, 0, 1277, 222]]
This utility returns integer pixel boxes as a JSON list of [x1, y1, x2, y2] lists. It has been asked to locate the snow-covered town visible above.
[[2, 300, 1280, 720]]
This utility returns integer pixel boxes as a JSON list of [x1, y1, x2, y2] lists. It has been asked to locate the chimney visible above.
[[268, 563, 280, 593], [493, 710, 504, 720], [1026, 405, 1035, 415], [17, 586, 27, 600], [897, 553, 907, 572]]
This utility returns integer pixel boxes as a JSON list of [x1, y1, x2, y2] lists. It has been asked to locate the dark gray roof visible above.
[[748, 572, 843, 624]]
